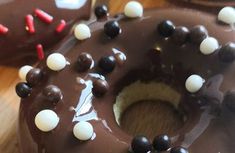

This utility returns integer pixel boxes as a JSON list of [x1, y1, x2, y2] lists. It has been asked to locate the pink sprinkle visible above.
[[34, 8, 53, 24], [36, 44, 45, 60], [25, 14, 35, 34], [0, 24, 9, 35], [55, 20, 66, 33]]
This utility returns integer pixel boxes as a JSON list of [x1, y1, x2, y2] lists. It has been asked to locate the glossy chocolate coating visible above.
[[0, 0, 91, 66], [131, 0, 235, 15], [181, 0, 235, 7], [18, 8, 235, 153]]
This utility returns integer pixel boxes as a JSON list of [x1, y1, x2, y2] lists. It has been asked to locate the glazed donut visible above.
[[16, 1, 235, 153], [0, 0, 91, 66]]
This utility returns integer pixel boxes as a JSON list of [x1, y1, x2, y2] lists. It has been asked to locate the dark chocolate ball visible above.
[[189, 25, 208, 44], [15, 82, 32, 98], [26, 68, 43, 86], [92, 79, 109, 97], [104, 21, 121, 38], [76, 53, 93, 72], [131, 135, 152, 153], [170, 146, 188, 153], [42, 85, 62, 103], [98, 56, 116, 73], [95, 5, 108, 19], [218, 42, 235, 63], [223, 90, 235, 112], [153, 134, 171, 151], [157, 20, 175, 37], [172, 26, 189, 45]]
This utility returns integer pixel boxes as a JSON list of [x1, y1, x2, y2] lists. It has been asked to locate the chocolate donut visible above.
[[16, 1, 235, 153], [0, 0, 91, 66]]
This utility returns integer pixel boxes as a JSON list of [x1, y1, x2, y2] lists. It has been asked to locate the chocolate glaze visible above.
[[165, 0, 235, 13], [0, 0, 91, 67], [182, 0, 235, 7], [18, 8, 235, 153]]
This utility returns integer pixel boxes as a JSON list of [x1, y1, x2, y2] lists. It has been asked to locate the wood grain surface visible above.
[[0, 0, 180, 152]]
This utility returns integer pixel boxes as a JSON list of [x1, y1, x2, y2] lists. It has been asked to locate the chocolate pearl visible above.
[[172, 26, 189, 45], [15, 82, 32, 98], [104, 21, 121, 38], [98, 56, 116, 73], [131, 135, 152, 153], [92, 79, 109, 97], [153, 134, 171, 151], [218, 42, 235, 63], [76, 53, 93, 72], [170, 146, 188, 153], [43, 85, 62, 103], [26, 68, 43, 86], [157, 20, 175, 37], [189, 25, 208, 44], [223, 90, 235, 112], [95, 5, 108, 19]]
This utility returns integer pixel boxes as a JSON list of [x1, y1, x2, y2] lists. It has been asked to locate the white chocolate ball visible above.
[[74, 24, 91, 40], [185, 75, 204, 93], [200, 37, 219, 55], [18, 65, 33, 81], [73, 121, 94, 141], [124, 1, 143, 18], [46, 53, 66, 71], [35, 109, 59, 132], [218, 7, 235, 24]]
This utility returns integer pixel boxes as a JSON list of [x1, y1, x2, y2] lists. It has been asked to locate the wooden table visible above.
[[0, 1, 180, 152]]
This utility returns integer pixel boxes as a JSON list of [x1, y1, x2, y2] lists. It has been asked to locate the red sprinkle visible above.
[[55, 20, 67, 33], [34, 8, 53, 24], [36, 44, 45, 60], [25, 14, 35, 34], [0, 24, 9, 35]]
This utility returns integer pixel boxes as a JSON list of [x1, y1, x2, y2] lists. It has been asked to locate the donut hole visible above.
[[113, 81, 187, 139], [120, 100, 184, 139]]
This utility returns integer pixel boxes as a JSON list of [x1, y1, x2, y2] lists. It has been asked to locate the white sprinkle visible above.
[[74, 24, 91, 40], [124, 1, 143, 18], [46, 53, 66, 71], [73, 121, 94, 141], [18, 65, 33, 81], [35, 109, 59, 132], [218, 7, 235, 24], [185, 75, 205, 93], [200, 37, 219, 55]]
